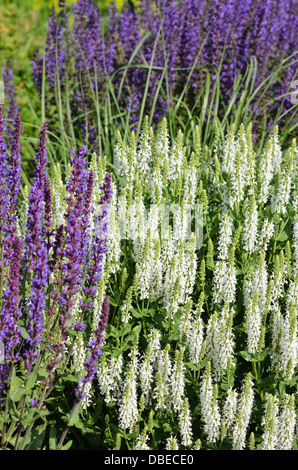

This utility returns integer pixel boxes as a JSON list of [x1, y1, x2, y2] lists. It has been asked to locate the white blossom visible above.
[[178, 398, 193, 446], [232, 373, 254, 450], [200, 363, 221, 443], [276, 394, 297, 450], [261, 394, 279, 450]]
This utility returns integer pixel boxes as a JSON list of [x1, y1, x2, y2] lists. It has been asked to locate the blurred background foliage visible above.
[[0, 0, 132, 125], [0, 0, 125, 180]]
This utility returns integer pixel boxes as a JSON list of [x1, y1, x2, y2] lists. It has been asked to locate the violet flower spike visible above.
[[75, 296, 110, 399], [0, 237, 23, 362], [0, 105, 9, 253], [81, 173, 112, 312], [4, 113, 22, 268]]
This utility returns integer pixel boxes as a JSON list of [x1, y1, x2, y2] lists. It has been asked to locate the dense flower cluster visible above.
[[92, 117, 298, 450], [0, 106, 112, 447], [2, 0, 298, 452], [31, 0, 298, 148]]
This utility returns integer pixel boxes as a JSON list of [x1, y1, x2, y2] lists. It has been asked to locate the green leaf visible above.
[[68, 404, 81, 426], [10, 378, 27, 403], [26, 369, 38, 390], [60, 440, 73, 450], [19, 326, 29, 339], [109, 297, 120, 307], [238, 350, 258, 362], [106, 324, 120, 338], [49, 425, 57, 450], [25, 424, 46, 450], [162, 422, 173, 434], [68, 329, 79, 337], [185, 361, 200, 371], [20, 408, 35, 427], [131, 308, 143, 318], [258, 347, 270, 362], [198, 355, 209, 370], [277, 230, 289, 242], [61, 373, 81, 383], [8, 398, 21, 421]]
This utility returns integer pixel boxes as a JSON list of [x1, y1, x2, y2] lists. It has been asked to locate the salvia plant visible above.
[[85, 116, 298, 451], [0, 104, 112, 449], [1, 106, 298, 450], [28, 0, 298, 153]]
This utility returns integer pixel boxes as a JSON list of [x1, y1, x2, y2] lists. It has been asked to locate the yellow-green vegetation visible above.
[[0, 1, 48, 145]]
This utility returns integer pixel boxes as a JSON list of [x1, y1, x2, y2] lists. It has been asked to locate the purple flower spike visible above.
[[8, 112, 22, 214], [4, 113, 22, 269], [0, 106, 9, 240], [35, 122, 48, 179], [81, 173, 112, 312], [0, 237, 23, 362], [22, 122, 51, 369], [76, 296, 110, 398], [44, 173, 53, 250]]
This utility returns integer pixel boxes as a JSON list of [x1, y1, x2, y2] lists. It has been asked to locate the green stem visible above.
[[18, 385, 48, 450], [1, 356, 14, 447]]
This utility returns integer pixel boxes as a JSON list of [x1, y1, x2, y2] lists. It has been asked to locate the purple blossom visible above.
[[75, 296, 110, 398], [4, 113, 22, 269], [22, 123, 51, 369], [82, 173, 112, 312], [0, 106, 9, 264], [33, 0, 298, 143], [24, 239, 50, 369], [0, 237, 23, 362], [7, 112, 22, 214], [30, 397, 39, 408], [0, 111, 113, 400], [44, 173, 53, 250]]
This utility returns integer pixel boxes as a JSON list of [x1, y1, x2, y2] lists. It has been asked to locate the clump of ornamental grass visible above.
[[0, 105, 112, 450]]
